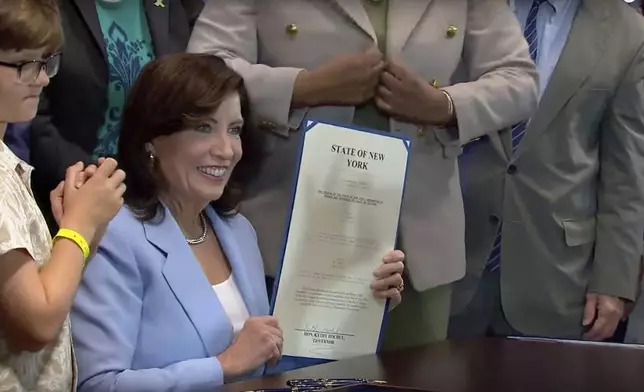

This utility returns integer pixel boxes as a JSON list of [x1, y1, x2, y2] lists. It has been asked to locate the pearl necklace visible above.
[[185, 213, 208, 245]]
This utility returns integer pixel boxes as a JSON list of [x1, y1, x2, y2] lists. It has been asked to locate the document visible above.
[[271, 120, 410, 361]]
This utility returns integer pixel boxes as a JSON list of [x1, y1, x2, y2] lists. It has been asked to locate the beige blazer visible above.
[[188, 0, 538, 292], [454, 0, 644, 337]]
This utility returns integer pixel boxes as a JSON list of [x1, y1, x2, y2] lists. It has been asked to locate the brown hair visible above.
[[0, 0, 62, 53], [117, 53, 265, 221]]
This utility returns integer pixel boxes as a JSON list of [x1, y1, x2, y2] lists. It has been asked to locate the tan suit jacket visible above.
[[454, 0, 644, 337], [188, 0, 538, 292]]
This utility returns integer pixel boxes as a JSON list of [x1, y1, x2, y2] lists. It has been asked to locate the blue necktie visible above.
[[511, 0, 545, 152], [486, 0, 545, 272]]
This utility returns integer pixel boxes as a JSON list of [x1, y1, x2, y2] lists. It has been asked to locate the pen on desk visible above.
[[247, 378, 388, 392], [246, 388, 333, 392], [288, 379, 376, 386]]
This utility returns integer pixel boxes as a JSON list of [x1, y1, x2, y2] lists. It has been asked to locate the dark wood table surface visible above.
[[219, 338, 644, 392]]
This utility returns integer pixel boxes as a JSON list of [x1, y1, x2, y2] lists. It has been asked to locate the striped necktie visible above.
[[511, 0, 546, 152], [487, 0, 546, 272]]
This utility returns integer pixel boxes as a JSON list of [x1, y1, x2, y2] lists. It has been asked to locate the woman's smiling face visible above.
[[151, 92, 244, 205]]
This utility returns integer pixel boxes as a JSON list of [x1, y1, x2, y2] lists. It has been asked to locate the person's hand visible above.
[[78, 159, 109, 253], [583, 293, 625, 341], [216, 316, 283, 378], [58, 158, 126, 242], [293, 46, 385, 107], [82, 157, 106, 181], [371, 250, 405, 310], [49, 158, 104, 227], [375, 59, 454, 126], [50, 180, 65, 227]]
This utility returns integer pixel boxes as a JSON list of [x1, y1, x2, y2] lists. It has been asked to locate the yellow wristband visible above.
[[54, 228, 90, 261]]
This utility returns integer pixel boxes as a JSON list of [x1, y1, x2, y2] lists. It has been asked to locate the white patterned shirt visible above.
[[0, 141, 75, 391]]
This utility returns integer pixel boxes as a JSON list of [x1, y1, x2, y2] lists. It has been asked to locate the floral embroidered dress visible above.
[[0, 141, 75, 391], [92, 0, 155, 160]]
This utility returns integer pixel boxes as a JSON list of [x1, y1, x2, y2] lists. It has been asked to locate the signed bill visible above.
[[271, 120, 410, 360]]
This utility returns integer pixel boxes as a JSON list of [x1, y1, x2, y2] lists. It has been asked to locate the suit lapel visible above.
[[388, 0, 433, 53], [144, 206, 232, 358], [72, 0, 106, 58], [328, 0, 376, 41], [144, 0, 170, 56], [206, 209, 264, 317], [513, 0, 611, 158]]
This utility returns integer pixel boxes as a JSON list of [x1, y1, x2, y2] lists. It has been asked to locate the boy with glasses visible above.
[[0, 1, 126, 390]]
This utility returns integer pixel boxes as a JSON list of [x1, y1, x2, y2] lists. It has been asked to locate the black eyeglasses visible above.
[[0, 52, 61, 84]]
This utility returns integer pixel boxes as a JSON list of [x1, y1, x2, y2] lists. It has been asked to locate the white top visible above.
[[212, 275, 250, 335]]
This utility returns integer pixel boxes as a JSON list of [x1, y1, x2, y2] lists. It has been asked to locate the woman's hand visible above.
[[371, 250, 405, 309], [216, 316, 283, 379], [375, 59, 455, 126], [293, 46, 385, 108]]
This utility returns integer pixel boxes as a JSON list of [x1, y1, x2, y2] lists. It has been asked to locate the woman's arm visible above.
[[187, 0, 308, 133], [441, 0, 539, 144], [188, 1, 385, 135], [72, 219, 225, 392]]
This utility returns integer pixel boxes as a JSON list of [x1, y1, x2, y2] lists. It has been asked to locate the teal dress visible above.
[[93, 0, 155, 159]]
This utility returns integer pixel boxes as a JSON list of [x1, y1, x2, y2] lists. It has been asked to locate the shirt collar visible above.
[[509, 0, 571, 14], [548, 0, 571, 14], [0, 140, 32, 180]]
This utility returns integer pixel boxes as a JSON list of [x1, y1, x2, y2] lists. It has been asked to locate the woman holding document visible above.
[[70, 53, 404, 391], [188, 0, 538, 350]]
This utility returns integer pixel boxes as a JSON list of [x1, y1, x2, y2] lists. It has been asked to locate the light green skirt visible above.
[[380, 283, 452, 351]]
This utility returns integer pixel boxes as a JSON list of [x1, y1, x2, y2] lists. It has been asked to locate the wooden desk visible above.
[[221, 338, 644, 392]]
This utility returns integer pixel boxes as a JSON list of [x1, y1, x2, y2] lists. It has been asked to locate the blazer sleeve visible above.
[[71, 222, 225, 392], [187, 0, 307, 134], [441, 0, 539, 145], [29, 92, 92, 194], [588, 42, 644, 302]]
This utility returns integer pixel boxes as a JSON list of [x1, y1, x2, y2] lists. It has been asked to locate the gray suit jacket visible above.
[[188, 0, 538, 291], [455, 0, 644, 337]]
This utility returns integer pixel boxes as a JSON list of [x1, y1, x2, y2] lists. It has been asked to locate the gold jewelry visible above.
[[440, 89, 455, 120], [397, 281, 405, 292]]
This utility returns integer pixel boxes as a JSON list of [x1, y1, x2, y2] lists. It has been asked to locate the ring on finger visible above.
[[396, 281, 404, 292]]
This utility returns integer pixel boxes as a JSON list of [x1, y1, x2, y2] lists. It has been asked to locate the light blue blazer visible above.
[[71, 205, 270, 392]]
